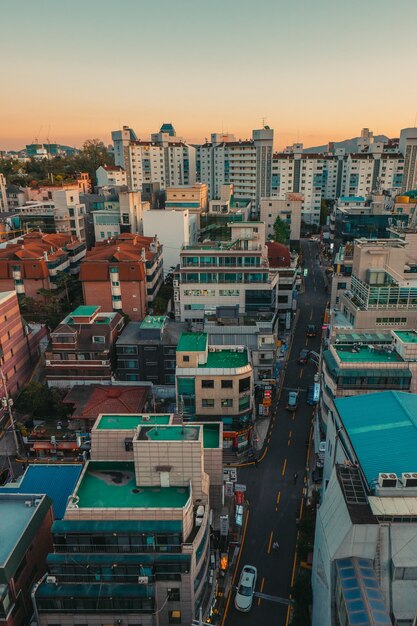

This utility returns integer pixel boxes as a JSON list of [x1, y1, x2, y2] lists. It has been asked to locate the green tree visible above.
[[15, 382, 55, 418], [320, 199, 330, 225], [273, 216, 290, 244]]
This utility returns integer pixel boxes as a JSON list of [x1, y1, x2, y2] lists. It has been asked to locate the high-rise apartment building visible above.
[[400, 127, 417, 193], [112, 124, 196, 191], [197, 127, 273, 210], [0, 173, 7, 211]]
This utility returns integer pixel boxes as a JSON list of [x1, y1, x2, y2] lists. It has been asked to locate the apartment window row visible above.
[[375, 317, 407, 326]]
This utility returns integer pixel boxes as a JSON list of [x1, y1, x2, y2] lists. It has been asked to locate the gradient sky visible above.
[[1, 0, 417, 151]]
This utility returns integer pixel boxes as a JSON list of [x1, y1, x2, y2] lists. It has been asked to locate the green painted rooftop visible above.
[[139, 425, 200, 442], [74, 462, 190, 509], [335, 345, 403, 363], [97, 415, 171, 430], [71, 305, 99, 317], [394, 331, 417, 344], [177, 333, 208, 352], [139, 316, 167, 330], [199, 349, 248, 369]]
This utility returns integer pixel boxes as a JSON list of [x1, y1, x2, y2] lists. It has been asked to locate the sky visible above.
[[1, 0, 417, 151]]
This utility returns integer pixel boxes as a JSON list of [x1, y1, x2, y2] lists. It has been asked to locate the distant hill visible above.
[[304, 135, 389, 154]]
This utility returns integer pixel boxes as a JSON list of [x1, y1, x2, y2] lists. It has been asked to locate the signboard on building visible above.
[[220, 514, 229, 536], [225, 481, 234, 497], [234, 483, 247, 492], [223, 467, 237, 483]]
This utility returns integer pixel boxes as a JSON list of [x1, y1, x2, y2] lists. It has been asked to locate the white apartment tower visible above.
[[400, 127, 417, 193]]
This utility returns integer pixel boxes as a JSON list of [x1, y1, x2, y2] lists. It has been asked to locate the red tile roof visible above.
[[63, 385, 150, 421]]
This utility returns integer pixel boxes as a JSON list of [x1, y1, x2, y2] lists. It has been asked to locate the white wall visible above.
[[143, 209, 190, 271]]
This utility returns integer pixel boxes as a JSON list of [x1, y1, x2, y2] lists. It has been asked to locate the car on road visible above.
[[298, 349, 309, 365], [235, 565, 257, 612], [307, 385, 319, 405], [286, 390, 299, 411], [306, 324, 317, 337]]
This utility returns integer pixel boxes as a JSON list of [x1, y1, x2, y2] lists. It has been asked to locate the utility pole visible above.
[[0, 366, 20, 455]]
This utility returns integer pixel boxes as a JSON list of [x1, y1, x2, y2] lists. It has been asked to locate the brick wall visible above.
[[119, 281, 147, 321], [82, 281, 113, 311]]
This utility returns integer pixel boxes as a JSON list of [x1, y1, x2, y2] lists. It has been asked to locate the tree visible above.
[[75, 139, 113, 184], [320, 199, 330, 225], [273, 216, 290, 244], [15, 382, 55, 418]]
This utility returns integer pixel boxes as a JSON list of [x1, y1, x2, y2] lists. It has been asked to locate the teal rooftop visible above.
[[70, 305, 100, 317], [200, 348, 248, 369], [74, 462, 190, 509], [394, 330, 417, 344], [203, 423, 220, 448], [339, 196, 365, 203], [335, 392, 417, 488], [97, 415, 171, 430], [139, 316, 167, 331], [138, 425, 200, 442], [334, 345, 403, 363], [177, 333, 208, 352]]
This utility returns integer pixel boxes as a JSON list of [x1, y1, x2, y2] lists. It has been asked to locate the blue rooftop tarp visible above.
[[0, 464, 82, 519], [335, 391, 417, 488]]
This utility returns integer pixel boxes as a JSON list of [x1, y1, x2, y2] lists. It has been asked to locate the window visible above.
[[169, 610, 182, 624], [221, 399, 233, 408], [239, 377, 251, 393], [221, 380, 233, 389], [167, 588, 181, 601], [92, 336, 105, 343], [201, 380, 214, 389], [183, 355, 190, 363], [202, 399, 214, 408]]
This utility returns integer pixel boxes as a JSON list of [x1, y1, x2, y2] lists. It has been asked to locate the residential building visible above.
[[116, 315, 187, 384], [0, 493, 53, 626], [176, 332, 254, 451], [0, 174, 7, 212], [77, 172, 92, 194], [34, 413, 223, 626], [63, 384, 151, 430], [0, 290, 48, 433], [96, 164, 127, 188], [143, 208, 196, 271], [174, 221, 279, 324], [45, 305, 124, 388], [0, 232, 86, 300], [312, 391, 417, 626], [330, 238, 417, 332], [400, 127, 417, 192], [80, 188, 120, 247], [6, 185, 26, 209], [199, 184, 251, 242], [165, 183, 208, 231], [0, 465, 82, 520], [92, 190, 150, 242], [329, 242, 354, 308], [266, 242, 299, 327], [112, 124, 197, 191], [260, 193, 302, 242], [80, 233, 163, 320], [26, 185, 87, 241], [197, 126, 273, 210]]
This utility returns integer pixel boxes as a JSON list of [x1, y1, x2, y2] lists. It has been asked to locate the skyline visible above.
[[1, 0, 417, 150]]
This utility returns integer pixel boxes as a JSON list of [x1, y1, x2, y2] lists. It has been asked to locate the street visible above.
[[224, 239, 328, 626]]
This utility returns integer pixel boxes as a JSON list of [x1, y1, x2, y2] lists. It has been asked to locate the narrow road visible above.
[[225, 239, 328, 626]]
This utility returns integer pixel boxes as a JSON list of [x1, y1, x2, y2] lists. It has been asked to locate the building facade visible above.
[[0, 174, 7, 212], [45, 305, 124, 388], [260, 194, 302, 242], [34, 413, 222, 626], [96, 164, 128, 188], [80, 234, 163, 321], [143, 208, 196, 272]]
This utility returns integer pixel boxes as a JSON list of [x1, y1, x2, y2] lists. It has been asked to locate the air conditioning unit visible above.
[[25, 500, 33, 507], [138, 575, 149, 584], [46, 576, 57, 584], [34, 498, 42, 507], [173, 280, 179, 287], [378, 473, 398, 488], [401, 473, 417, 487]]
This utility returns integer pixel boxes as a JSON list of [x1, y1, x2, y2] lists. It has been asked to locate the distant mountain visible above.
[[304, 135, 389, 154]]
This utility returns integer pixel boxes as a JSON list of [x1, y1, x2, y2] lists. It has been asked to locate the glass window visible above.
[[202, 399, 215, 408], [221, 380, 233, 388], [201, 380, 214, 388], [239, 377, 251, 392], [221, 399, 233, 408]]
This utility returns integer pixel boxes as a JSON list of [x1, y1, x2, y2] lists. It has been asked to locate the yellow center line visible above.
[[258, 576, 265, 606], [287, 438, 291, 446], [277, 491, 281, 504], [281, 458, 287, 476], [267, 530, 273, 554]]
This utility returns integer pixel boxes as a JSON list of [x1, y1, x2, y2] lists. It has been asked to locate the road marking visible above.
[[282, 458, 287, 476], [277, 491, 281, 504], [221, 502, 250, 626], [310, 310, 313, 320], [305, 338, 309, 346], [255, 592, 290, 605], [289, 431, 292, 438], [287, 438, 291, 447], [267, 531, 273, 554], [299, 368, 304, 380], [292, 412, 296, 421], [258, 577, 265, 605]]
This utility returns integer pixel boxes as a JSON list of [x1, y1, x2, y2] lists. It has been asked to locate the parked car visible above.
[[235, 565, 257, 612], [286, 391, 299, 411], [298, 349, 309, 365], [306, 324, 317, 337], [307, 385, 319, 405]]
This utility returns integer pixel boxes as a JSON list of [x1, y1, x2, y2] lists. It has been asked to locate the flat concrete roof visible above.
[[335, 345, 404, 363], [97, 415, 171, 430], [139, 316, 167, 330], [0, 495, 41, 565], [394, 330, 417, 344], [138, 425, 200, 442], [200, 349, 248, 368], [74, 462, 190, 509]]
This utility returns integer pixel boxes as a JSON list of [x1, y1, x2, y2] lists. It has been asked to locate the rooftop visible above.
[[334, 345, 404, 363], [202, 423, 220, 448], [139, 315, 167, 330], [394, 330, 417, 344], [63, 385, 149, 421], [0, 494, 48, 566], [73, 462, 190, 509], [177, 332, 208, 352], [138, 425, 200, 442], [335, 391, 417, 488], [71, 305, 99, 317], [97, 414, 171, 430], [200, 348, 248, 369], [0, 465, 82, 520]]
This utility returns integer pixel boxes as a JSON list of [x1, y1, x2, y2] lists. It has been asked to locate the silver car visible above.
[[235, 564, 257, 612]]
